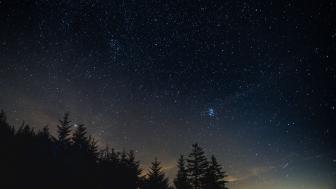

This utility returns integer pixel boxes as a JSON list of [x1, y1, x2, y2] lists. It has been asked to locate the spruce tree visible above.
[[72, 124, 88, 149], [126, 150, 143, 189], [145, 158, 169, 189], [87, 136, 98, 161], [57, 112, 72, 148], [174, 155, 192, 189], [187, 143, 209, 189], [202, 155, 228, 189], [0, 110, 14, 137], [127, 150, 142, 178], [0, 110, 15, 142], [72, 124, 98, 161]]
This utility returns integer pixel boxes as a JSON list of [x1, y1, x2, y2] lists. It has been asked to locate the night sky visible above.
[[1, 0, 336, 188]]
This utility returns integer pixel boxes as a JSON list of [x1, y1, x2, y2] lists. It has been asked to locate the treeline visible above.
[[0, 110, 228, 189]]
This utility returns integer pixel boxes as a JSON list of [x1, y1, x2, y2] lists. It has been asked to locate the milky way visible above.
[[0, 1, 335, 188]]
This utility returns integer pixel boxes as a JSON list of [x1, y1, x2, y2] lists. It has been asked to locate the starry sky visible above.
[[0, 0, 336, 188]]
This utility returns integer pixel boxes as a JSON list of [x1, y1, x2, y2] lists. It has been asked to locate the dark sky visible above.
[[1, 0, 336, 188]]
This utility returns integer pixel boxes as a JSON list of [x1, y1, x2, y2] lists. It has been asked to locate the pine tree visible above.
[[72, 124, 88, 149], [145, 158, 169, 189], [187, 143, 209, 189], [127, 150, 142, 178], [0, 110, 14, 137], [174, 155, 192, 189], [57, 112, 72, 148], [126, 150, 143, 189], [0, 110, 15, 183], [202, 155, 228, 189], [72, 123, 99, 160], [87, 136, 98, 161]]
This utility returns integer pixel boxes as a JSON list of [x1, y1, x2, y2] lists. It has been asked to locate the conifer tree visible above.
[[72, 123, 92, 161], [87, 136, 98, 161], [0, 110, 14, 137], [174, 155, 192, 189], [145, 158, 170, 189], [202, 155, 228, 189], [0, 110, 14, 181], [0, 110, 14, 141], [126, 150, 143, 189], [57, 112, 72, 148], [127, 150, 142, 177], [72, 124, 88, 149], [187, 143, 209, 189]]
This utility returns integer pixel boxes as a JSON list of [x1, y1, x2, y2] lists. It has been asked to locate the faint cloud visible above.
[[228, 165, 276, 183], [226, 175, 240, 182]]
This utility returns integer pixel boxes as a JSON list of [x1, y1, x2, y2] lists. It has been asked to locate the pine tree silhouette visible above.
[[56, 112, 72, 148], [87, 135, 99, 161], [0, 110, 16, 187], [174, 155, 192, 189], [70, 123, 97, 187], [187, 143, 209, 189], [73, 124, 88, 148], [0, 110, 14, 139], [202, 155, 228, 189], [126, 150, 143, 189], [144, 158, 170, 189], [72, 123, 98, 160]]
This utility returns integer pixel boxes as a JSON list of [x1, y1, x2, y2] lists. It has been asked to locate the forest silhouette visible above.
[[0, 110, 228, 189]]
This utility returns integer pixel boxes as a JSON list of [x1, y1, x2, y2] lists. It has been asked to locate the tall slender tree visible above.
[[145, 158, 170, 189], [72, 123, 98, 159], [87, 136, 98, 161], [0, 110, 14, 138], [187, 143, 209, 189], [202, 155, 228, 189], [72, 124, 87, 149], [125, 150, 143, 189], [72, 123, 96, 160], [174, 155, 192, 189], [56, 112, 72, 148]]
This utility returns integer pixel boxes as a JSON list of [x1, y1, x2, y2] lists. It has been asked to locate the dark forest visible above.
[[1, 110, 228, 189]]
